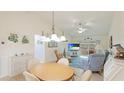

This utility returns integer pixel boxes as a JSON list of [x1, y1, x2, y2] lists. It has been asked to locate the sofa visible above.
[[88, 54, 105, 71]]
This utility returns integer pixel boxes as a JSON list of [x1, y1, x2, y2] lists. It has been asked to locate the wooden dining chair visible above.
[[54, 50, 63, 62], [57, 58, 69, 66], [73, 70, 92, 81], [23, 71, 40, 81], [72, 67, 84, 81], [80, 70, 92, 81]]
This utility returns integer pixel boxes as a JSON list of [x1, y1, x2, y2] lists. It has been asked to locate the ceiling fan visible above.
[[77, 23, 87, 34]]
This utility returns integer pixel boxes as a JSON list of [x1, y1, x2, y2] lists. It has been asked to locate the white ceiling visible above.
[[30, 11, 114, 41]]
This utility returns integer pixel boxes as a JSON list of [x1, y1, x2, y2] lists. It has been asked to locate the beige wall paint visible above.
[[0, 12, 63, 77], [110, 12, 124, 47], [0, 12, 52, 56]]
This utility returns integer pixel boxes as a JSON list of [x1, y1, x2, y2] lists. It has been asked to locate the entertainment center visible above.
[[68, 42, 96, 57], [68, 43, 80, 57]]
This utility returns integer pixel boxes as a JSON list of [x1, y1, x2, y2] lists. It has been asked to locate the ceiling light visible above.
[[40, 11, 66, 42], [77, 23, 87, 34], [45, 37, 51, 42], [50, 11, 60, 42], [78, 28, 87, 34], [51, 34, 58, 41], [56, 37, 61, 42], [85, 22, 93, 26], [60, 31, 66, 41], [78, 30, 83, 34], [60, 36, 66, 41]]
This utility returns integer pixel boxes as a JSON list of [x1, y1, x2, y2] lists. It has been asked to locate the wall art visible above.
[[8, 33, 18, 43], [22, 35, 29, 44]]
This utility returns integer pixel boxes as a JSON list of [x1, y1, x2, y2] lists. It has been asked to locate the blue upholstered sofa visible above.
[[88, 54, 105, 71]]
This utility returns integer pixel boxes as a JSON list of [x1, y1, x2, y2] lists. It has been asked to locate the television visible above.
[[68, 43, 80, 51]]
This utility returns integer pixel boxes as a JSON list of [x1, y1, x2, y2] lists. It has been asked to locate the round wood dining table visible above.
[[30, 63, 74, 81]]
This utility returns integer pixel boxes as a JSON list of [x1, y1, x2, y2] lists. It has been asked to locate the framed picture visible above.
[[48, 41, 58, 48]]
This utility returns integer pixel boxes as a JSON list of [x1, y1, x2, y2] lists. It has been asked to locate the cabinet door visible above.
[[104, 57, 113, 77], [104, 63, 121, 80], [104, 57, 124, 81], [0, 56, 9, 78], [10, 56, 31, 76]]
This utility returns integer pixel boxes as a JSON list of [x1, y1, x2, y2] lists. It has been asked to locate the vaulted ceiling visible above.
[[28, 11, 114, 42]]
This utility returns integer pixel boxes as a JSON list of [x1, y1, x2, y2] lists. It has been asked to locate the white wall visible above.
[[44, 42, 67, 62], [70, 35, 109, 50], [110, 12, 124, 47], [0, 12, 63, 77], [34, 35, 68, 63]]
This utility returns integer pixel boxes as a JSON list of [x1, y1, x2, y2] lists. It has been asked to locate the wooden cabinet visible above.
[[104, 57, 124, 81]]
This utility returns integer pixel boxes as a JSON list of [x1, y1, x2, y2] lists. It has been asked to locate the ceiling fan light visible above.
[[78, 28, 87, 34], [78, 30, 83, 34]]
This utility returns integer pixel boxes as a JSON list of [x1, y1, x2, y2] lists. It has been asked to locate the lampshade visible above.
[[78, 30, 83, 34], [51, 34, 58, 41], [56, 37, 61, 42], [60, 36, 66, 41]]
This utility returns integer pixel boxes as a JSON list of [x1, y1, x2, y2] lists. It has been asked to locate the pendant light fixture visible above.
[[78, 23, 87, 34], [40, 11, 66, 42], [51, 11, 59, 41], [60, 31, 66, 41], [45, 33, 51, 42]]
